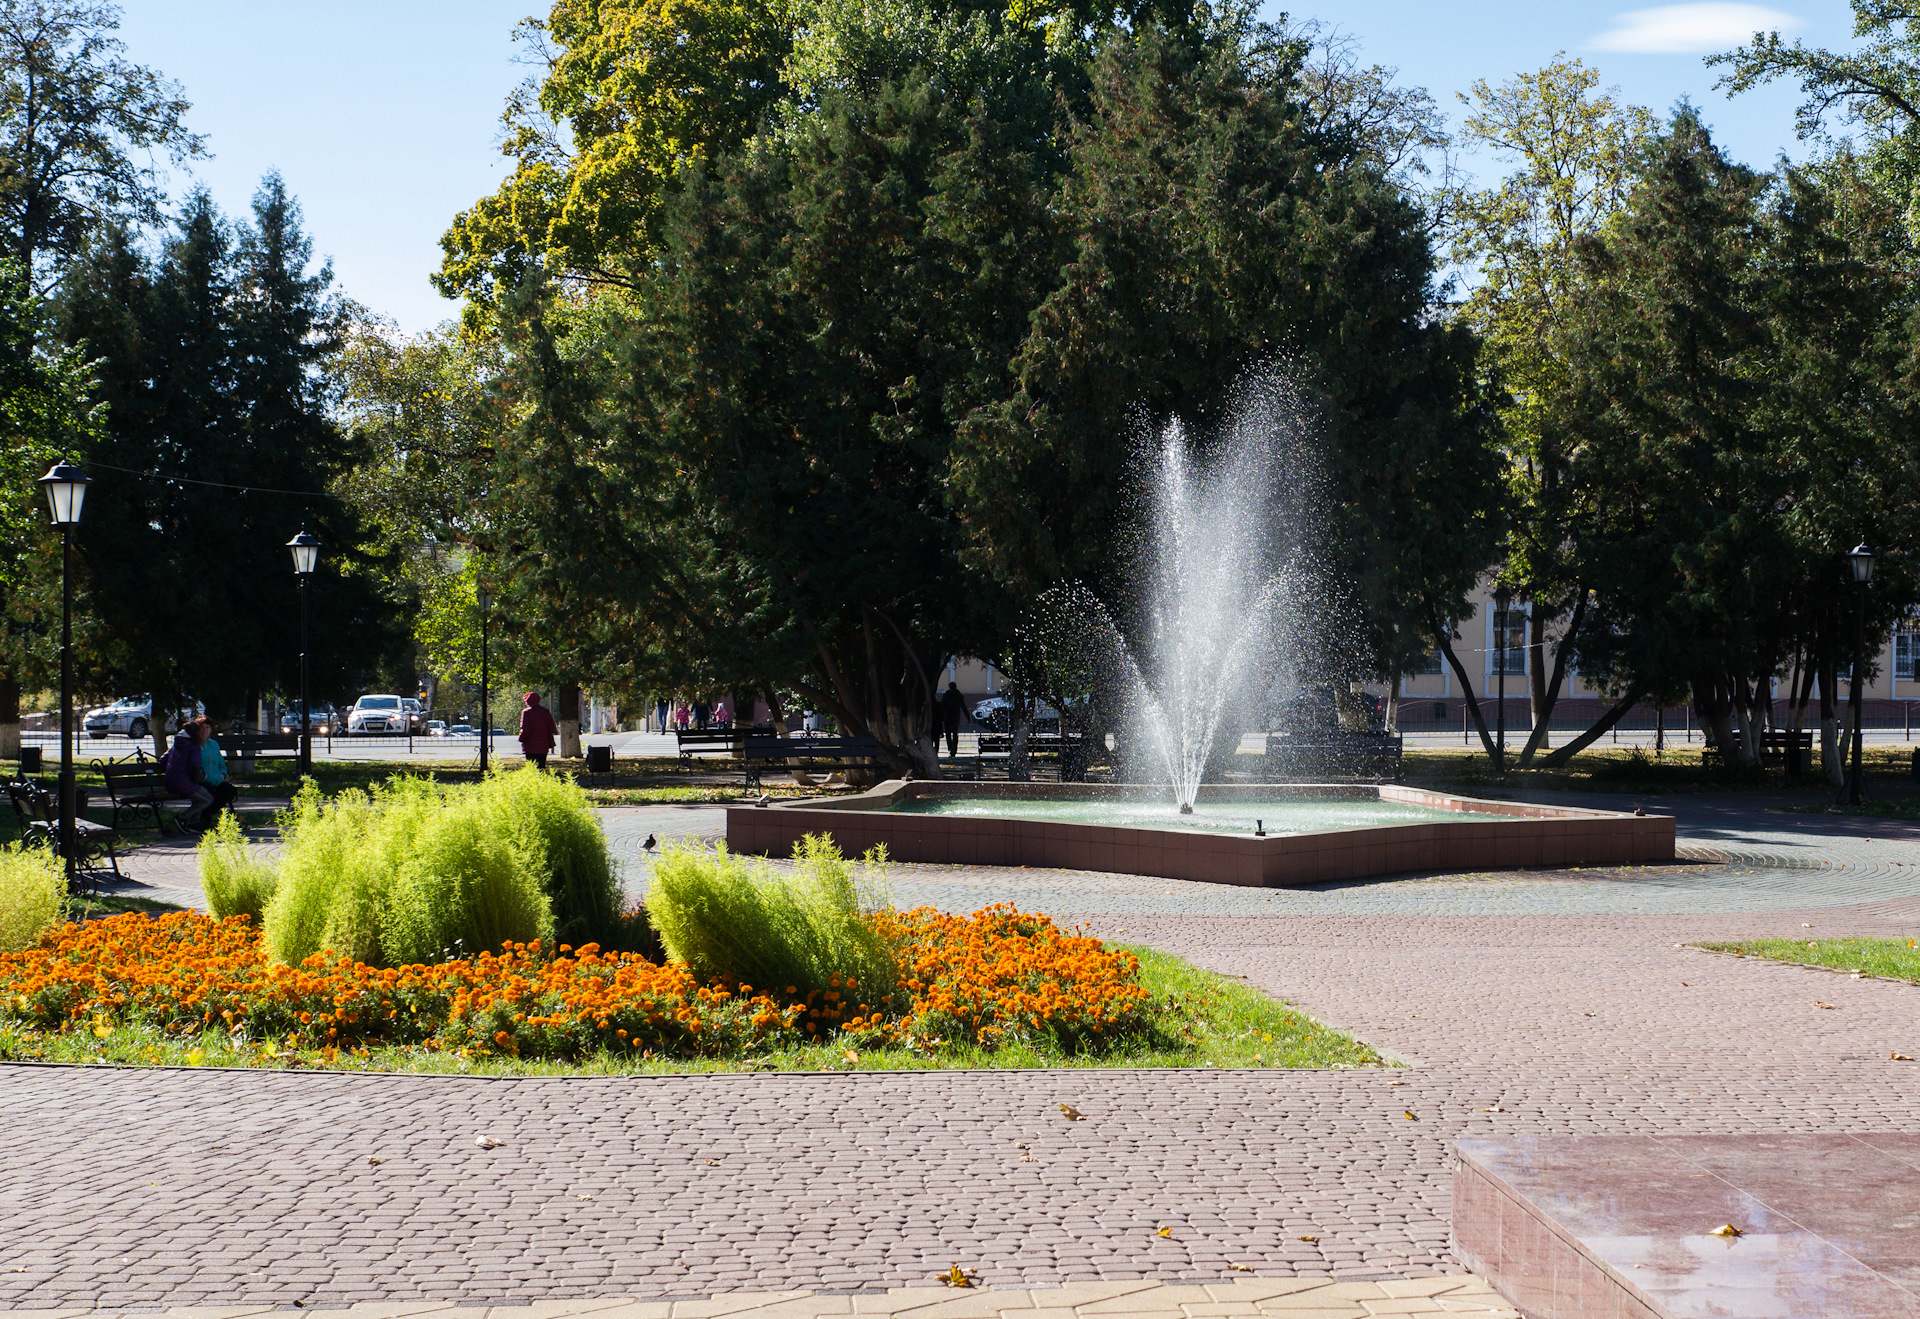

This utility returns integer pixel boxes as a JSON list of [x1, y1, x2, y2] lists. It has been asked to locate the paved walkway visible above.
[[12, 791, 1919, 1312]]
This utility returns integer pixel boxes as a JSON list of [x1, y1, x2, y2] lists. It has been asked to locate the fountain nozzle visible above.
[[1255, 819, 1265, 836], [1178, 802, 1194, 815]]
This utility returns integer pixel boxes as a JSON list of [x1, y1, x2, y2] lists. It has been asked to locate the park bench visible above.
[[743, 735, 884, 790], [218, 731, 301, 763], [675, 728, 754, 772], [1264, 732, 1403, 782], [101, 759, 192, 834], [6, 778, 121, 883], [1762, 729, 1814, 773]]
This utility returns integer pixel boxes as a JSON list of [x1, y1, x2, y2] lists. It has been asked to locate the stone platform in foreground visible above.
[[1454, 1133, 1920, 1317]]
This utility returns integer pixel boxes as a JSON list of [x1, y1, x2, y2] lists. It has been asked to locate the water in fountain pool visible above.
[[885, 796, 1516, 835]]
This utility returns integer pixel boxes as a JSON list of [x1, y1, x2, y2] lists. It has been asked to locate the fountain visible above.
[[727, 381, 1675, 887]]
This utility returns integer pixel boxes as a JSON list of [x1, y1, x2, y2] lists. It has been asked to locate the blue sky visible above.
[[121, 0, 1859, 333]]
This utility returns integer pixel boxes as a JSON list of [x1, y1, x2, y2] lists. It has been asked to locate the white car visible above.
[[84, 695, 204, 741], [426, 720, 447, 737], [346, 694, 410, 734]]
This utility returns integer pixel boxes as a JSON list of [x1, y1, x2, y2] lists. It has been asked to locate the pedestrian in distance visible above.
[[675, 701, 690, 731], [713, 699, 730, 729], [693, 699, 711, 730], [164, 717, 214, 831], [656, 697, 669, 733], [938, 682, 966, 758], [519, 691, 558, 770]]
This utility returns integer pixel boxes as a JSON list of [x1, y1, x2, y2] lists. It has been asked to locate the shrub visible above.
[[263, 778, 551, 967], [646, 834, 895, 1006], [0, 844, 63, 952], [380, 789, 553, 965], [476, 766, 621, 948], [197, 813, 278, 923]]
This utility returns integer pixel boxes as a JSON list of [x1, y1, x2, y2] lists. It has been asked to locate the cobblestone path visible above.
[[12, 793, 1918, 1310]]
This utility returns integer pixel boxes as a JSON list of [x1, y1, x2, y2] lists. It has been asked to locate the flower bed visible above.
[[0, 904, 1156, 1062]]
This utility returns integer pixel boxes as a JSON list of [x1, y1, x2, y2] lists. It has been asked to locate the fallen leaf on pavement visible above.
[[366, 1156, 382, 1165], [936, 1265, 978, 1288], [1481, 1105, 1504, 1113], [1814, 1001, 1838, 1010], [474, 1136, 504, 1149], [1059, 1103, 1084, 1120], [1404, 1111, 1419, 1120], [1893, 1053, 1915, 1061], [1710, 1224, 1744, 1238], [1298, 1236, 1319, 1243], [1227, 1263, 1252, 1272], [1157, 1227, 1173, 1238]]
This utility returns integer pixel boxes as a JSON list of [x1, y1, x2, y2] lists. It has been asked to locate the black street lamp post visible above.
[[1493, 585, 1510, 775], [288, 530, 320, 777], [1848, 542, 1874, 806], [478, 585, 491, 774], [38, 461, 88, 891]]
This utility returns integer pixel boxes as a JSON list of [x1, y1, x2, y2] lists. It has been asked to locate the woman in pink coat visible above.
[[519, 691, 558, 769]]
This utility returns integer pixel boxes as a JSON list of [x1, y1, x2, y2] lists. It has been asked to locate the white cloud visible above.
[[1590, 3, 1800, 54]]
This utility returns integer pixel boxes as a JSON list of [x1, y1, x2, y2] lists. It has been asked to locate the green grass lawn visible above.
[[1695, 937, 1920, 982], [0, 943, 1386, 1075]]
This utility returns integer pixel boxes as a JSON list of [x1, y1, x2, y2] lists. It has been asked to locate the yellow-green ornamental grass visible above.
[[0, 844, 63, 952]]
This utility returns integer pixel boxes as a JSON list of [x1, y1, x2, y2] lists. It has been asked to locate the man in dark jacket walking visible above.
[[937, 682, 966, 758]]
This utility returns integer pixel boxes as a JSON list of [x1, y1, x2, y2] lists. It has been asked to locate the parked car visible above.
[[84, 695, 203, 741], [426, 720, 448, 737], [402, 697, 427, 732], [448, 723, 474, 737], [346, 694, 410, 734], [972, 696, 1011, 731], [278, 704, 336, 736]]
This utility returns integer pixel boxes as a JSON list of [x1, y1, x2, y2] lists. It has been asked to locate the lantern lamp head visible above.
[[287, 528, 321, 576], [1849, 542, 1875, 585], [38, 460, 88, 525]]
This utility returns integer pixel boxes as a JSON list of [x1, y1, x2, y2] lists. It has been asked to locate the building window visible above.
[[1489, 608, 1527, 677], [1407, 651, 1443, 676], [1897, 613, 1920, 681]]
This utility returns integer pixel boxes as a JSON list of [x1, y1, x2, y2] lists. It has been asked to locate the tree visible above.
[[951, 19, 1501, 745], [0, 259, 97, 753], [0, 0, 205, 291], [1551, 109, 1920, 771], [1711, 1, 1920, 234], [59, 178, 406, 739], [1447, 57, 1658, 763]]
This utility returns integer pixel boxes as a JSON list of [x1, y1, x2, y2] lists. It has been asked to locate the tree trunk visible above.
[[1538, 685, 1649, 767], [0, 675, 18, 761], [557, 684, 582, 758], [1820, 657, 1842, 786], [1432, 622, 1500, 766], [1519, 592, 1587, 766], [1693, 673, 1741, 765]]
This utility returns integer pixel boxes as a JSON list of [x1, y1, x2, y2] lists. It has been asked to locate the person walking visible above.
[[675, 701, 690, 732], [713, 699, 730, 729], [656, 697, 669, 733], [938, 682, 966, 758], [519, 691, 558, 769]]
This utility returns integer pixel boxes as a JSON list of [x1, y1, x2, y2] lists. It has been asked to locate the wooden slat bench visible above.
[[743, 735, 884, 790], [6, 778, 121, 883]]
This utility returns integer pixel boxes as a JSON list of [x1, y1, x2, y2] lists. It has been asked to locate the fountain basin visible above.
[[726, 782, 1675, 887]]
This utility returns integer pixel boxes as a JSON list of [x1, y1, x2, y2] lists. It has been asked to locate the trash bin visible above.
[[18, 746, 42, 774], [586, 744, 612, 773]]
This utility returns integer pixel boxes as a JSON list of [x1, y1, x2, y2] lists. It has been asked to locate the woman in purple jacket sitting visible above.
[[165, 719, 214, 831]]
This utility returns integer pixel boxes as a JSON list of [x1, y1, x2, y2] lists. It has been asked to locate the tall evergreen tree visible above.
[[59, 178, 405, 737]]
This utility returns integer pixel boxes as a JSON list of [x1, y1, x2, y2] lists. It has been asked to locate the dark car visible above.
[[279, 704, 336, 736]]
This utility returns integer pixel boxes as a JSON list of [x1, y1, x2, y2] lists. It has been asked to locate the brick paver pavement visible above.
[[12, 791, 1918, 1311]]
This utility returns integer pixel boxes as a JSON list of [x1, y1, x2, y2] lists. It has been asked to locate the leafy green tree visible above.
[[1551, 109, 1920, 771], [1447, 57, 1658, 762], [1711, 1, 1920, 234], [0, 0, 205, 290], [58, 178, 406, 740], [0, 260, 97, 753]]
